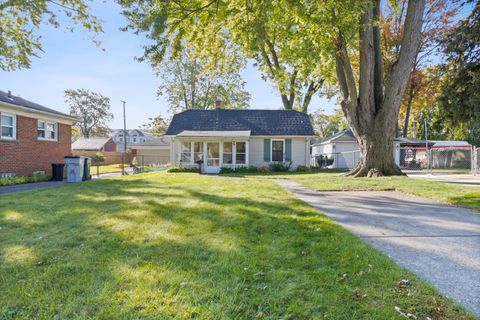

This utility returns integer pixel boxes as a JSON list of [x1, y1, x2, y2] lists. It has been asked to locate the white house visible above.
[[110, 129, 153, 152], [165, 109, 315, 174]]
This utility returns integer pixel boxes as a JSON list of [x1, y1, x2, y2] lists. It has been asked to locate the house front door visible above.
[[205, 142, 221, 174]]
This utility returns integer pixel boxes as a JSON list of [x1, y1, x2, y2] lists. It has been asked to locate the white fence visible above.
[[311, 150, 361, 169], [312, 146, 479, 175]]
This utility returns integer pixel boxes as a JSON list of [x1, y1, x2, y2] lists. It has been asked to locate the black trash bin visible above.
[[83, 157, 92, 181], [51, 163, 65, 181]]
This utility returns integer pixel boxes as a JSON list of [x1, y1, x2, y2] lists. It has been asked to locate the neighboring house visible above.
[[0, 90, 76, 177], [312, 129, 468, 169], [165, 109, 314, 174], [131, 136, 171, 166], [110, 129, 153, 152], [72, 137, 116, 152]]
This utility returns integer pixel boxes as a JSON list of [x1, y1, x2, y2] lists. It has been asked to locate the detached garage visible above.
[[131, 137, 170, 166]]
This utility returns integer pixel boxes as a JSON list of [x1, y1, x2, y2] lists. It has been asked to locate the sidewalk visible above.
[[276, 178, 480, 317], [0, 171, 126, 195]]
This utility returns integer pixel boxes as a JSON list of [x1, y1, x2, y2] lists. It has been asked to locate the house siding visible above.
[[0, 114, 72, 176], [249, 137, 308, 168]]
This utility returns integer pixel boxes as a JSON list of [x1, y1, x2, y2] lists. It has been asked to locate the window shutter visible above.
[[285, 139, 292, 162], [263, 139, 271, 162]]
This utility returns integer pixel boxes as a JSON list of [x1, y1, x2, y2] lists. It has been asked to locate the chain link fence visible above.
[[132, 155, 170, 168], [311, 150, 361, 169], [399, 146, 475, 175], [474, 146, 479, 176], [311, 146, 479, 175]]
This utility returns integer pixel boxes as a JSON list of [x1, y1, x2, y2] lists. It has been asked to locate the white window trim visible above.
[[0, 112, 16, 140], [37, 120, 58, 141], [234, 141, 247, 166], [222, 142, 234, 165], [271, 139, 285, 162]]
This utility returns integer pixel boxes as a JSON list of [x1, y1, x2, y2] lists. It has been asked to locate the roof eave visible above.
[[0, 100, 78, 123]]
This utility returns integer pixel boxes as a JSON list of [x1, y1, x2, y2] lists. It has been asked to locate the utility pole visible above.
[[121, 100, 127, 176], [424, 114, 429, 174]]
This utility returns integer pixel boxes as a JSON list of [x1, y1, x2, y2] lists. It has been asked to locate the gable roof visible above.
[[165, 109, 314, 136], [0, 90, 76, 120], [110, 129, 148, 137], [312, 129, 355, 146], [72, 137, 112, 150], [134, 136, 170, 147]]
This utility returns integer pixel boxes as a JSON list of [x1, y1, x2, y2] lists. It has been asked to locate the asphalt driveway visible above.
[[276, 179, 480, 317]]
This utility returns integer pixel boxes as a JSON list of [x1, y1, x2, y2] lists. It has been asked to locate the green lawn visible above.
[[0, 172, 473, 319], [90, 163, 125, 176], [224, 171, 480, 211]]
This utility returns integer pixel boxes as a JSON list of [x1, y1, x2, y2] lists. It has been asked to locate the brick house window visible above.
[[0, 113, 16, 140], [37, 120, 58, 141]]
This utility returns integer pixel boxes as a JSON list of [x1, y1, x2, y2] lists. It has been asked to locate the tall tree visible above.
[[119, 0, 334, 112], [120, 0, 427, 176], [0, 0, 102, 71], [158, 51, 250, 113], [321, 0, 427, 176], [142, 114, 169, 137], [382, 0, 461, 138], [436, 1, 480, 145], [311, 109, 348, 139], [65, 89, 113, 138]]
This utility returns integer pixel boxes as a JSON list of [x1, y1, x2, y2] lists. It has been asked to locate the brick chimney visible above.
[[214, 99, 222, 109]]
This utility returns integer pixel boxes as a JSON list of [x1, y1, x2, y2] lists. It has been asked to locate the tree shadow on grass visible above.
[[0, 176, 473, 319]]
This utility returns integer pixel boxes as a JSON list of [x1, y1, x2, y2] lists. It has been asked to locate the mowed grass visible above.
[[0, 172, 474, 319], [225, 171, 480, 211]]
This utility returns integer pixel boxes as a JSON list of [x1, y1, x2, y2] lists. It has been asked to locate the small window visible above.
[[223, 142, 233, 164], [37, 120, 57, 141], [236, 142, 246, 164], [133, 135, 137, 143], [181, 142, 192, 163], [272, 140, 284, 162], [194, 142, 203, 162], [0, 113, 16, 139]]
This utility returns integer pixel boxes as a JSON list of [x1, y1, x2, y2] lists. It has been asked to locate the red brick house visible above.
[[0, 90, 77, 177]]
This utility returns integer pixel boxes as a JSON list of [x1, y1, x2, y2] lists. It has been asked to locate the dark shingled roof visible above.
[[165, 109, 314, 136], [0, 90, 74, 119]]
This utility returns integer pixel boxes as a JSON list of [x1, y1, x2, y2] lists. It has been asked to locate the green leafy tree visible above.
[[158, 51, 250, 113], [0, 0, 102, 71], [65, 89, 113, 138], [118, 0, 334, 112], [142, 115, 169, 137], [120, 0, 427, 176], [312, 109, 348, 138], [436, 1, 479, 145]]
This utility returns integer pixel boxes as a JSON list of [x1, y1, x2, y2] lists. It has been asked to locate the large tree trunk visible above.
[[347, 110, 404, 177], [333, 0, 425, 177]]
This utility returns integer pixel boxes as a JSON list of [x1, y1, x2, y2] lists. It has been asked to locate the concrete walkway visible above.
[[0, 172, 125, 195], [0, 180, 66, 195], [276, 179, 480, 317]]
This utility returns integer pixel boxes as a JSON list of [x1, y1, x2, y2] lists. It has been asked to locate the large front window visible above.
[[223, 142, 233, 164], [236, 142, 246, 164], [37, 120, 57, 141], [181, 142, 191, 163], [272, 140, 284, 162], [1, 113, 15, 139], [194, 142, 203, 162]]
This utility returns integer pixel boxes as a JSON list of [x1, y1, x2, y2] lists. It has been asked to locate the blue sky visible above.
[[0, 1, 336, 129]]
